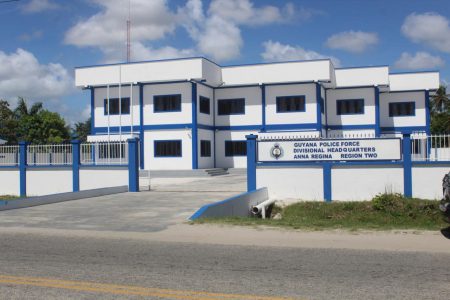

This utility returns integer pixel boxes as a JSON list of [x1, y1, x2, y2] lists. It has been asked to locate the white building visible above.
[[75, 57, 440, 170], [0, 139, 6, 145]]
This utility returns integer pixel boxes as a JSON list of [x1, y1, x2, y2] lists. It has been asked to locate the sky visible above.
[[0, 0, 449, 125]]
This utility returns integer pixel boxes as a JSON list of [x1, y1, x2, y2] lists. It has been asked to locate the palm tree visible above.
[[13, 97, 43, 119], [431, 85, 449, 114]]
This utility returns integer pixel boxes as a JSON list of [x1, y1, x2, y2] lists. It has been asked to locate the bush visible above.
[[371, 193, 404, 212]]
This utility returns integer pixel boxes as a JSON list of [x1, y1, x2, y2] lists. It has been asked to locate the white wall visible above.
[[326, 87, 376, 126], [94, 85, 140, 128], [80, 167, 128, 190], [389, 72, 439, 91], [265, 83, 318, 125], [197, 84, 214, 126], [412, 165, 448, 199], [0, 169, 19, 196], [335, 67, 389, 87], [202, 59, 222, 87], [257, 166, 324, 201], [215, 130, 258, 168], [27, 168, 73, 196], [76, 58, 203, 87], [198, 129, 215, 169], [221, 60, 332, 85], [143, 82, 192, 125], [143, 129, 192, 170], [380, 91, 426, 128], [332, 166, 404, 201], [215, 87, 262, 127]]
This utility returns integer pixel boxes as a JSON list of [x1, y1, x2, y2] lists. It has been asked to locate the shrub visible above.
[[371, 193, 404, 212]]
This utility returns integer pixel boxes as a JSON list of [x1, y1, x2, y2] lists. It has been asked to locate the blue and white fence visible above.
[[246, 133, 450, 201], [0, 138, 140, 197]]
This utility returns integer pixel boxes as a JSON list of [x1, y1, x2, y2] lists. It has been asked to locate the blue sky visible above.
[[0, 0, 449, 124]]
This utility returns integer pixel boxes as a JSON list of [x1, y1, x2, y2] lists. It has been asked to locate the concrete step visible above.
[[205, 168, 229, 176]]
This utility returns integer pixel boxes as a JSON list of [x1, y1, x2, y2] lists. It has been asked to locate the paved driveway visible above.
[[0, 174, 246, 232]]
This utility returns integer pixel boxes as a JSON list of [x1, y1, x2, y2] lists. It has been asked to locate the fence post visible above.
[[323, 162, 332, 202], [19, 141, 27, 197], [246, 134, 258, 192], [128, 138, 140, 192], [402, 134, 412, 198], [71, 140, 80, 192]]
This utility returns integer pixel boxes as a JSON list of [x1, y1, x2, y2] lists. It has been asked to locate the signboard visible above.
[[258, 138, 402, 162]]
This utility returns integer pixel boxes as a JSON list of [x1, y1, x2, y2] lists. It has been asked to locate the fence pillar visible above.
[[71, 140, 80, 192], [19, 141, 27, 197], [246, 134, 257, 192], [128, 138, 140, 192], [323, 162, 332, 202], [402, 134, 412, 198]]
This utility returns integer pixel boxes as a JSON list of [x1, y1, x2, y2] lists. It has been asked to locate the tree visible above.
[[0, 100, 19, 144], [431, 85, 450, 114], [73, 118, 91, 142], [430, 85, 450, 134]]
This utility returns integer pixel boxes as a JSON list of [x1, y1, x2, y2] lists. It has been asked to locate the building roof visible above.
[[0, 138, 6, 145], [75, 57, 440, 92]]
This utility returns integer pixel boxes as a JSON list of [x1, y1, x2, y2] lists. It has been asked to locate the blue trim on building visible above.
[[336, 99, 365, 115], [191, 82, 198, 169], [264, 81, 316, 87], [213, 88, 217, 168], [388, 101, 416, 117], [327, 124, 376, 130], [316, 83, 322, 133], [425, 90, 431, 135], [261, 84, 266, 132], [139, 84, 144, 169], [402, 134, 412, 197], [71, 140, 80, 192], [374, 86, 380, 137], [90, 87, 95, 134], [215, 84, 260, 89], [153, 94, 182, 113], [275, 95, 306, 113], [380, 126, 427, 133], [153, 140, 183, 157], [323, 163, 332, 202], [128, 138, 139, 192]]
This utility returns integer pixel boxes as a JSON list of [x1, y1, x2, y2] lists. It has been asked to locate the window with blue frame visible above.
[[389, 102, 415, 117], [276, 95, 306, 113], [199, 96, 210, 114], [218, 98, 245, 115], [154, 94, 181, 112], [225, 141, 246, 156], [154, 140, 182, 157], [337, 99, 364, 115], [200, 140, 211, 157], [104, 98, 130, 115]]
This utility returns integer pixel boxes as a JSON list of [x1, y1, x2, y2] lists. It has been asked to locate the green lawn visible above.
[[0, 195, 18, 200], [193, 193, 447, 231]]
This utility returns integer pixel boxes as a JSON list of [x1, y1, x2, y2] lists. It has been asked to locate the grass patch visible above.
[[0, 195, 18, 201], [193, 193, 447, 231]]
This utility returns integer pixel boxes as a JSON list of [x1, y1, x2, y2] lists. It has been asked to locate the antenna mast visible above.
[[126, 0, 131, 63]]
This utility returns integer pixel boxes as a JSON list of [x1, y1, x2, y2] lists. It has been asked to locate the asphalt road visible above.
[[0, 231, 449, 300]]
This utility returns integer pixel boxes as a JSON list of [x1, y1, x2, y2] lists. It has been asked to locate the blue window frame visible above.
[[225, 140, 247, 156], [218, 98, 245, 115], [389, 102, 415, 117], [337, 99, 364, 115], [104, 98, 130, 115], [154, 94, 181, 112], [200, 140, 211, 157], [154, 140, 182, 157], [199, 96, 210, 114], [276, 95, 306, 113]]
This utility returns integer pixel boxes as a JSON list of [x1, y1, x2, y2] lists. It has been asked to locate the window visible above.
[[104, 98, 130, 115], [218, 98, 245, 115], [389, 102, 415, 117], [98, 143, 126, 159], [200, 140, 211, 157], [337, 99, 364, 115], [199, 96, 210, 114], [154, 140, 182, 157], [225, 141, 246, 156], [276, 95, 306, 113], [154, 94, 181, 112]]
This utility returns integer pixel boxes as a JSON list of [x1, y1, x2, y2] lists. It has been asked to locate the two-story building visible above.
[[75, 57, 440, 170]]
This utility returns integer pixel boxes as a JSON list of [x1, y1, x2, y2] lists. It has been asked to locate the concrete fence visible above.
[[246, 134, 450, 201], [0, 139, 140, 197]]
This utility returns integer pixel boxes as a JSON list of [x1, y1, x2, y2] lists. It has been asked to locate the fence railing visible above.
[[0, 146, 19, 166], [412, 134, 450, 162], [81, 142, 128, 165], [27, 144, 73, 166]]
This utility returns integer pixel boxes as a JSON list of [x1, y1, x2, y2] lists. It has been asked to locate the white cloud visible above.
[[21, 0, 59, 14], [402, 12, 450, 53], [18, 30, 43, 42], [325, 31, 379, 53], [0, 48, 73, 101], [261, 40, 341, 66], [394, 51, 445, 70]]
